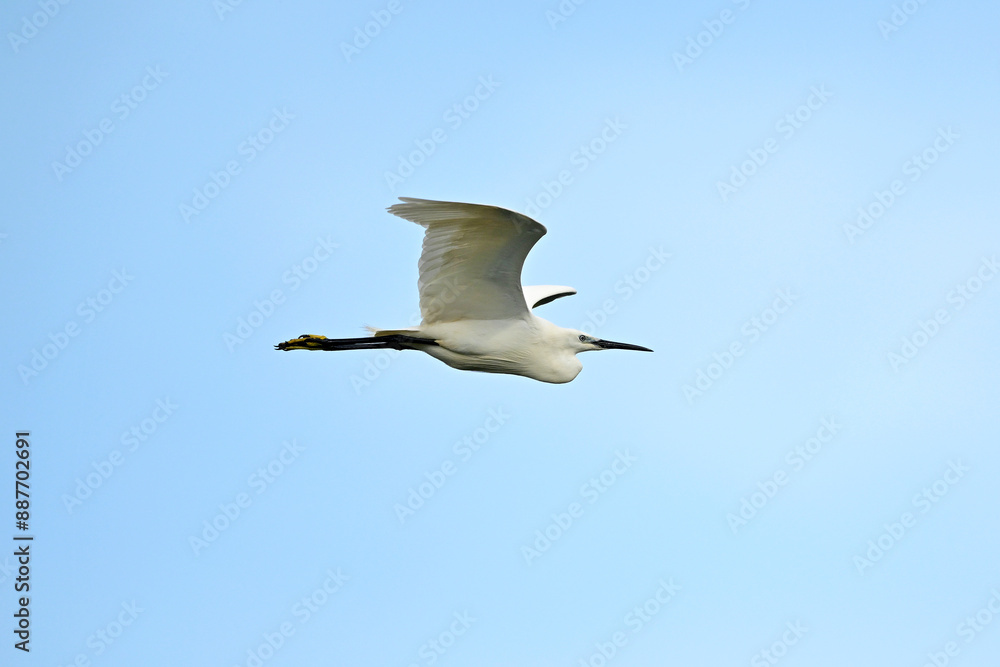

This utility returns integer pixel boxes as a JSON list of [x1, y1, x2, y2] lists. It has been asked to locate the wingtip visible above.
[[386, 197, 421, 217]]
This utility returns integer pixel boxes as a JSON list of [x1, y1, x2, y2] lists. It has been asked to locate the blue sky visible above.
[[2, 1, 999, 665]]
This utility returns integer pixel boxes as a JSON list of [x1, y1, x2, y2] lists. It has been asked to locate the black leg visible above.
[[275, 334, 438, 351]]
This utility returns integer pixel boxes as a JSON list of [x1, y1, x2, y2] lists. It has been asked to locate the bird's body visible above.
[[277, 198, 651, 383], [412, 317, 584, 383]]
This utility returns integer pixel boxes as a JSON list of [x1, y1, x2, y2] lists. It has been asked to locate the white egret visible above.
[[276, 197, 651, 383]]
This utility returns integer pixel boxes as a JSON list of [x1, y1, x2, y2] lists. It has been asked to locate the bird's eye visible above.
[[578, 334, 588, 342]]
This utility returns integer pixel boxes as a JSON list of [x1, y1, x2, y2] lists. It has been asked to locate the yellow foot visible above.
[[275, 334, 328, 351]]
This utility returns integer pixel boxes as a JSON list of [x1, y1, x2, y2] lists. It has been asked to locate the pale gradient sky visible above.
[[2, 1, 999, 665]]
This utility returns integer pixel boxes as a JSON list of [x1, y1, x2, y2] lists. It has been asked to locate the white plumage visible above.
[[276, 197, 651, 383]]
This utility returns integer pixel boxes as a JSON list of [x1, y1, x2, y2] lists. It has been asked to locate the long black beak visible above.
[[595, 339, 653, 352]]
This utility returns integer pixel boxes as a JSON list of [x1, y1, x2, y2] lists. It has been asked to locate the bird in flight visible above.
[[276, 197, 651, 383]]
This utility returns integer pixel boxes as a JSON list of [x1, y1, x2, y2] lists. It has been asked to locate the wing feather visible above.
[[387, 198, 546, 323], [522, 285, 576, 310]]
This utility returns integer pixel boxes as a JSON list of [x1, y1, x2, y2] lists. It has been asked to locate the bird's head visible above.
[[569, 331, 653, 354]]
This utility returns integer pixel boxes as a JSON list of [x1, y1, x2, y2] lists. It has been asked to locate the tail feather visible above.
[[371, 328, 420, 338]]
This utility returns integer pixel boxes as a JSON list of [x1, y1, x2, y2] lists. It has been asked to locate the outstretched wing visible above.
[[523, 285, 576, 310], [387, 197, 547, 324]]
